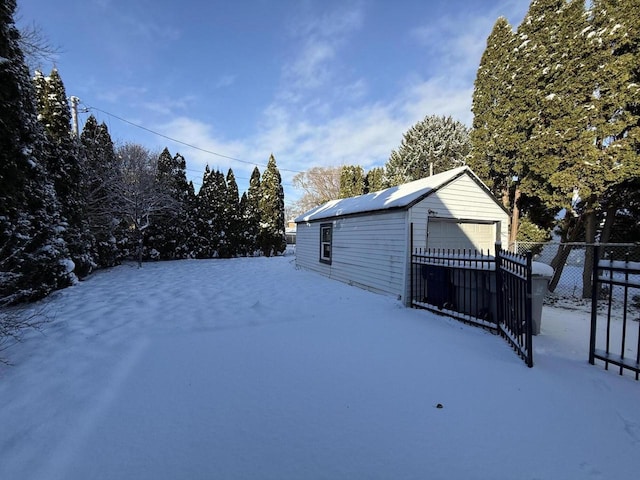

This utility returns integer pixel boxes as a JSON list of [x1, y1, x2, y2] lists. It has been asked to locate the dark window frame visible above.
[[319, 223, 332, 264]]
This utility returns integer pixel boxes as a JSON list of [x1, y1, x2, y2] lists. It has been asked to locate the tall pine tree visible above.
[[0, 0, 73, 303], [258, 155, 286, 257], [33, 68, 93, 277], [223, 168, 241, 258], [468, 16, 517, 208], [243, 166, 261, 256], [80, 115, 120, 268]]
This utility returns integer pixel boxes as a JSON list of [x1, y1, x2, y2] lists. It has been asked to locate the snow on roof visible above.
[[295, 166, 470, 223]]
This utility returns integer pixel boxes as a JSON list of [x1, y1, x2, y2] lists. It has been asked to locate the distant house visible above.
[[285, 220, 296, 245], [294, 166, 509, 305]]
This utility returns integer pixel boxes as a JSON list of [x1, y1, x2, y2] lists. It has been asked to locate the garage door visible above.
[[427, 220, 497, 253]]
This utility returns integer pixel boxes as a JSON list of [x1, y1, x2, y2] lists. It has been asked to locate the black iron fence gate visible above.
[[589, 246, 640, 380], [496, 248, 533, 367], [410, 243, 533, 367]]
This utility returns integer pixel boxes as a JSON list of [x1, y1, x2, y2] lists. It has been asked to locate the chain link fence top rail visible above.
[[513, 242, 640, 301]]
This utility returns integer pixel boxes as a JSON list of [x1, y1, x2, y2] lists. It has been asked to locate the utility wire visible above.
[[82, 103, 315, 175], [80, 103, 350, 179]]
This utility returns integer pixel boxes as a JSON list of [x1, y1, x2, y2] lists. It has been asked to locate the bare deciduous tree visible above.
[[291, 166, 341, 214], [113, 144, 178, 267], [17, 20, 61, 71]]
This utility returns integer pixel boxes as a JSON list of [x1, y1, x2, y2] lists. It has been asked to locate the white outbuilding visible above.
[[294, 166, 510, 305]]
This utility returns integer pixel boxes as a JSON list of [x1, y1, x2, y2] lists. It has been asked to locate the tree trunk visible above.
[[582, 207, 597, 299], [137, 233, 143, 268], [548, 213, 582, 293], [508, 186, 521, 250], [599, 204, 616, 246], [548, 243, 573, 293]]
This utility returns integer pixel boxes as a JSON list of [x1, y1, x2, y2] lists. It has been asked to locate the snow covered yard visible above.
[[1, 256, 639, 480]]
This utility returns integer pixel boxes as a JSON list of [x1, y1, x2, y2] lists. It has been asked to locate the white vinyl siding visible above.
[[296, 211, 408, 298], [409, 174, 509, 251], [296, 169, 509, 305], [426, 220, 496, 253]]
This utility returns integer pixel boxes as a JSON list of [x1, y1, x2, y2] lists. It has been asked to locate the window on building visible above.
[[320, 223, 332, 264]]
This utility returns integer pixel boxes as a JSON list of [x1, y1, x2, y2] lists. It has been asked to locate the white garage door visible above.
[[427, 220, 497, 253]]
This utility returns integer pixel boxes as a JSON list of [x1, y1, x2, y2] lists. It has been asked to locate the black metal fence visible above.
[[589, 246, 640, 380], [411, 248, 497, 329], [410, 244, 533, 367], [514, 241, 639, 299], [496, 248, 534, 367]]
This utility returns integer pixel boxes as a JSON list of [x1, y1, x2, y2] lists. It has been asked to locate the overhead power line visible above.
[[81, 103, 311, 175], [78, 103, 355, 179]]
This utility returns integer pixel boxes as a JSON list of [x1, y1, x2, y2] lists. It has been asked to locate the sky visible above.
[[16, 0, 529, 205]]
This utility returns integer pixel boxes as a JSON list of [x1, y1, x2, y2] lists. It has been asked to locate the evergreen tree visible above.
[[223, 168, 241, 257], [238, 192, 249, 256], [0, 0, 73, 304], [339, 165, 365, 198], [33, 68, 93, 277], [194, 166, 227, 258], [468, 16, 517, 208], [145, 149, 194, 260], [384, 115, 470, 186], [470, 0, 640, 296], [80, 115, 120, 268], [243, 166, 261, 255], [194, 165, 215, 258], [364, 167, 384, 193], [183, 179, 198, 257], [258, 155, 286, 257], [212, 169, 229, 257]]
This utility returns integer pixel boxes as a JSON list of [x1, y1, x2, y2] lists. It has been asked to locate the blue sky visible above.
[[17, 0, 528, 204]]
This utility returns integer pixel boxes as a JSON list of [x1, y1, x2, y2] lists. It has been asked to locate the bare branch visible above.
[[0, 304, 53, 365], [17, 20, 62, 71]]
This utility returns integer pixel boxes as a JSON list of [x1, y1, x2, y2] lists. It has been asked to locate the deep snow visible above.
[[1, 255, 639, 480]]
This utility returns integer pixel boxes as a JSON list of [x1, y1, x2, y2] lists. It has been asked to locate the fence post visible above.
[[589, 245, 600, 365], [410, 223, 414, 306], [495, 243, 503, 325], [525, 250, 533, 367]]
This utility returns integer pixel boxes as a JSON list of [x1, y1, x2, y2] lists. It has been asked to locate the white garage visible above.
[[295, 166, 510, 305], [426, 219, 499, 253]]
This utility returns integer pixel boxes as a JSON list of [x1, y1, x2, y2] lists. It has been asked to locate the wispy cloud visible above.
[[154, 116, 257, 189], [283, 2, 363, 92], [117, 1, 528, 205], [96, 85, 148, 104], [214, 74, 236, 89], [140, 95, 196, 115]]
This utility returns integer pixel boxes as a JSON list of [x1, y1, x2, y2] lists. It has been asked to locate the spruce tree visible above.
[[0, 0, 73, 303], [384, 115, 470, 186], [258, 155, 286, 257]]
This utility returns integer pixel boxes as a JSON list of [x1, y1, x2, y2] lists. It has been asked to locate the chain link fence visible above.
[[513, 242, 640, 299]]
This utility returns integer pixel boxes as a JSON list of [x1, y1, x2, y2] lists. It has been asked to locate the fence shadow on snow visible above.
[[410, 244, 533, 367]]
